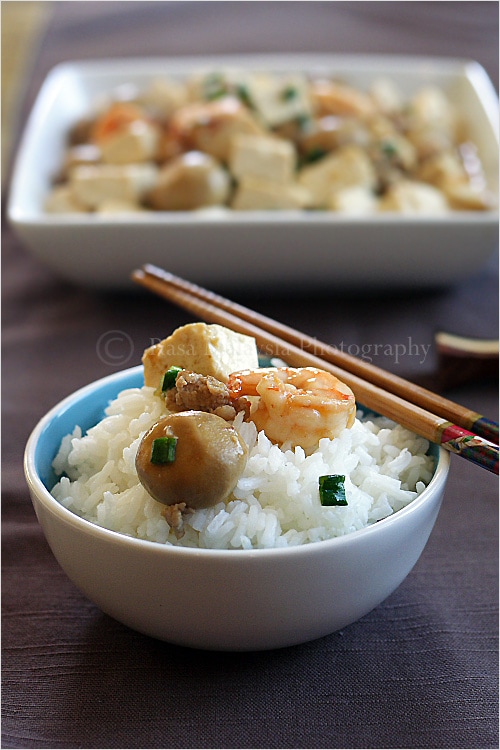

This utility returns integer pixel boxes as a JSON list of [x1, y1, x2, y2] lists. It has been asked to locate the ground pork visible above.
[[164, 370, 236, 420]]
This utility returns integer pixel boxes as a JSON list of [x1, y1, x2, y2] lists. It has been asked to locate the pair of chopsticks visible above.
[[132, 264, 499, 475]]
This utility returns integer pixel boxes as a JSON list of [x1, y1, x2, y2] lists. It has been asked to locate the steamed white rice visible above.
[[51, 385, 434, 549]]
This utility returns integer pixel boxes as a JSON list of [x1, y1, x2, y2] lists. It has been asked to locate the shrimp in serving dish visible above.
[[161, 96, 263, 163], [228, 366, 356, 452]]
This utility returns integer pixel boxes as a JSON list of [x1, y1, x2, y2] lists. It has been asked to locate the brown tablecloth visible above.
[[2, 3, 498, 748]]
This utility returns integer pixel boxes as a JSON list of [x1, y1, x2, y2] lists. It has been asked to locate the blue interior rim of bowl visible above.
[[35, 368, 143, 489]]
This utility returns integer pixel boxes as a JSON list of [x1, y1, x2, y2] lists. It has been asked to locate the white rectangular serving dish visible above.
[[7, 54, 499, 290]]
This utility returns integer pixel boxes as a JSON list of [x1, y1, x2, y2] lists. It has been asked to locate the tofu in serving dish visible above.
[[45, 67, 495, 216]]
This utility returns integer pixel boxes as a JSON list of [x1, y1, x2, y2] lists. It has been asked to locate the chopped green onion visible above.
[[161, 366, 182, 392], [304, 147, 328, 164], [235, 83, 253, 109], [203, 73, 228, 100], [151, 436, 178, 465], [296, 113, 312, 132], [319, 475, 347, 506], [281, 85, 298, 101], [206, 86, 227, 101], [381, 141, 398, 158]]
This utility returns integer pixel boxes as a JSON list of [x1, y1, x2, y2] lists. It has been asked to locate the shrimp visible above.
[[227, 366, 356, 452], [310, 79, 376, 118], [90, 102, 150, 144], [161, 96, 263, 162]]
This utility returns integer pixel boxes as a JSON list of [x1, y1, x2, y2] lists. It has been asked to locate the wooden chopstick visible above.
[[139, 264, 499, 443], [132, 266, 499, 475]]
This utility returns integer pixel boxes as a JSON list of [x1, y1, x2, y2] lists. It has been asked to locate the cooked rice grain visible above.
[[51, 385, 434, 548]]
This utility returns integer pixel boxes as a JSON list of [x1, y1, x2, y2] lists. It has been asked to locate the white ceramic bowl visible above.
[[24, 365, 449, 651], [8, 54, 499, 291]]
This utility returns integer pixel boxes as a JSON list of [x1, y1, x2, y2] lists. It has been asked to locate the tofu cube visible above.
[[137, 77, 188, 120], [44, 184, 90, 214], [69, 163, 158, 209], [298, 145, 376, 207], [369, 77, 403, 115], [247, 73, 313, 128], [63, 144, 102, 172], [378, 180, 449, 214], [142, 323, 259, 387], [329, 186, 377, 214], [409, 86, 457, 135], [439, 182, 492, 211], [230, 134, 296, 184], [232, 176, 310, 210], [99, 120, 160, 164]]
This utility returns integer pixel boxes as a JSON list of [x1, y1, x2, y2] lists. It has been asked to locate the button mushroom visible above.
[[147, 151, 230, 210], [135, 411, 247, 509]]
